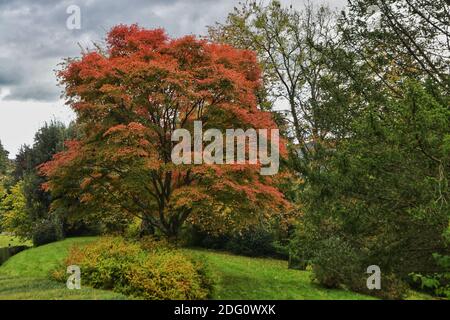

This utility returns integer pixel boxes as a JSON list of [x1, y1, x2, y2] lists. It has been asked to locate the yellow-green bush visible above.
[[53, 236, 214, 299]]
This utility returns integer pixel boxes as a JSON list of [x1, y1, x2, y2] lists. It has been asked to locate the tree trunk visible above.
[[139, 216, 155, 237]]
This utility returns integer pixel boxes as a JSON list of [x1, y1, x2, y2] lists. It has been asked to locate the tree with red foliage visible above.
[[41, 24, 291, 239]]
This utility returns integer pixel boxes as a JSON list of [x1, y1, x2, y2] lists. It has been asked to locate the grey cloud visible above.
[[0, 0, 345, 102], [3, 82, 61, 102], [0, 0, 240, 102], [0, 58, 24, 85]]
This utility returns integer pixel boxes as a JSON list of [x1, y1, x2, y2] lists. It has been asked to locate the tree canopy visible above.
[[41, 24, 292, 239]]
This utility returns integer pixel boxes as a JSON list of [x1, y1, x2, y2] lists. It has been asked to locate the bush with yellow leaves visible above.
[[52, 236, 214, 299]]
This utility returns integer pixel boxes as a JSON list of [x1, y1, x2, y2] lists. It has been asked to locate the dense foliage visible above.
[[1, 122, 79, 245], [0, 141, 9, 177], [40, 24, 291, 240], [213, 0, 450, 299]]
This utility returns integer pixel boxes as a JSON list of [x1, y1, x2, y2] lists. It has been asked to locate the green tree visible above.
[[209, 1, 339, 163], [7, 121, 74, 245], [0, 140, 9, 176], [214, 0, 450, 298], [292, 0, 450, 298], [0, 181, 30, 238]]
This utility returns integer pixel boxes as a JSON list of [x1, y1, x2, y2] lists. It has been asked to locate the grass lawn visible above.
[[0, 275, 126, 300], [0, 237, 126, 300], [185, 249, 374, 300], [0, 235, 32, 248], [0, 237, 434, 300], [0, 237, 96, 278]]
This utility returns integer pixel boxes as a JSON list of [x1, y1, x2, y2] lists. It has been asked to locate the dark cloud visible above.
[[0, 0, 346, 102], [0, 58, 24, 85], [0, 0, 242, 101], [3, 83, 60, 102]]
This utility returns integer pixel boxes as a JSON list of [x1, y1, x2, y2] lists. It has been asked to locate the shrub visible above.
[[310, 237, 362, 289], [189, 226, 289, 259], [411, 254, 450, 299], [225, 227, 277, 257], [32, 217, 64, 246], [53, 236, 214, 299], [126, 251, 211, 299]]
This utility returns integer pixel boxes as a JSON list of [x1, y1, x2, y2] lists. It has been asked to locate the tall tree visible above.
[[208, 1, 338, 164], [41, 25, 291, 240], [2, 121, 74, 244], [292, 0, 450, 297]]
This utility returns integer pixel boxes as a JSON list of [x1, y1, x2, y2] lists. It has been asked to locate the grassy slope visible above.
[[0, 237, 126, 300], [0, 235, 32, 248], [186, 249, 374, 300], [0, 237, 433, 300]]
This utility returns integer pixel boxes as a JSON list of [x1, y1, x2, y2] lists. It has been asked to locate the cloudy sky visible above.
[[0, 0, 345, 157]]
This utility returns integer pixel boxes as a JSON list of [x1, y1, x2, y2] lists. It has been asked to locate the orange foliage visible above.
[[42, 24, 292, 237]]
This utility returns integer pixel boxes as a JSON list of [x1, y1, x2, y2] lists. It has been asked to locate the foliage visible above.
[[411, 253, 450, 299], [5, 122, 73, 243], [31, 217, 64, 247], [208, 1, 338, 161], [0, 140, 9, 177], [6, 121, 112, 243], [190, 225, 289, 259], [54, 236, 214, 299], [293, 79, 449, 299], [213, 0, 450, 298], [41, 24, 291, 239], [0, 182, 30, 238], [0, 235, 32, 248]]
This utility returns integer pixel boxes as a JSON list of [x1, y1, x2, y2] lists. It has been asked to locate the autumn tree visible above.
[[41, 25, 291, 240]]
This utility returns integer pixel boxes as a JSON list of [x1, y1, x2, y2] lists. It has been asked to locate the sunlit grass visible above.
[[0, 235, 32, 248]]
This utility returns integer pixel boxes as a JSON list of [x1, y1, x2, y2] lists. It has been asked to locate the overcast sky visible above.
[[0, 0, 346, 157]]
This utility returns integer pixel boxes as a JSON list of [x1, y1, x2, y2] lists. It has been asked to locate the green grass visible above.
[[0, 235, 32, 248], [0, 237, 96, 278], [0, 276, 126, 300], [0, 236, 126, 300], [0, 237, 435, 300], [186, 249, 374, 300]]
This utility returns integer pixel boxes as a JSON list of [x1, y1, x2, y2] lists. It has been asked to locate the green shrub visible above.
[[293, 230, 410, 299], [189, 226, 289, 259], [32, 218, 64, 247], [53, 236, 214, 299], [411, 254, 450, 298], [225, 227, 278, 257], [310, 237, 362, 289]]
